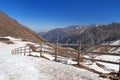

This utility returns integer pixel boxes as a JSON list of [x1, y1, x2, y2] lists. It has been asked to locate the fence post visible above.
[[14, 50, 15, 54], [77, 42, 82, 65], [119, 60, 120, 79], [11, 50, 13, 54], [19, 47, 20, 55], [29, 46, 31, 55], [16, 48, 18, 54], [11, 50, 12, 54], [18, 48, 20, 55], [20, 48, 21, 55], [24, 46, 26, 56], [55, 37, 59, 61], [15, 49, 16, 54], [55, 47, 57, 61], [40, 43, 42, 57], [17, 48, 19, 55]]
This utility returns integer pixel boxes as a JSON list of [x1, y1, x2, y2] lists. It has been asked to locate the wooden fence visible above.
[[11, 43, 120, 65], [11, 46, 32, 55], [82, 45, 120, 67], [11, 43, 55, 58], [11, 42, 120, 79]]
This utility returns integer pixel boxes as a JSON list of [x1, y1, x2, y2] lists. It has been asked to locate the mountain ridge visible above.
[[0, 11, 46, 43], [39, 22, 120, 49]]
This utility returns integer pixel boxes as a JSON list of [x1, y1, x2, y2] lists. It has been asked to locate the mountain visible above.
[[39, 23, 120, 49], [0, 11, 45, 43]]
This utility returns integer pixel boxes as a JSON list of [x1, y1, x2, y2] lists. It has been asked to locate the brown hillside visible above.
[[0, 11, 45, 43]]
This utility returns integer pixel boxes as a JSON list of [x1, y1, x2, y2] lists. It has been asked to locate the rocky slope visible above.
[[39, 23, 120, 48], [0, 11, 45, 43]]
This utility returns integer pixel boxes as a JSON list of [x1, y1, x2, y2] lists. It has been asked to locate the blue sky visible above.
[[0, 0, 120, 32]]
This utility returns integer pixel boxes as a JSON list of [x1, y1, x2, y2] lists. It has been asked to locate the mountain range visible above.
[[39, 23, 120, 49]]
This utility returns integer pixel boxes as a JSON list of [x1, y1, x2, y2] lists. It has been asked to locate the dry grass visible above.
[[0, 11, 46, 43], [0, 38, 14, 44]]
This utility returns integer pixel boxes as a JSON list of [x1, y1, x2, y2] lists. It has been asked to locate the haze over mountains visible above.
[[0, 11, 45, 43], [1, 9, 120, 50], [39, 22, 120, 47]]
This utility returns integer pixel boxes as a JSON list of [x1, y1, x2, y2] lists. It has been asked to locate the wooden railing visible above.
[[82, 44, 120, 65], [11, 43, 120, 77], [11, 46, 32, 55], [11, 43, 55, 58], [83, 57, 119, 65], [11, 43, 120, 64]]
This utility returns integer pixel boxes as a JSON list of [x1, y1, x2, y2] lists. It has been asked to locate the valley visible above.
[[0, 5, 120, 80]]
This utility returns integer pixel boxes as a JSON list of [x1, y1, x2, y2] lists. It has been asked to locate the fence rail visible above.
[[11, 43, 120, 78], [11, 43, 120, 65], [83, 51, 120, 56], [83, 57, 119, 65], [11, 46, 32, 55], [99, 45, 120, 47]]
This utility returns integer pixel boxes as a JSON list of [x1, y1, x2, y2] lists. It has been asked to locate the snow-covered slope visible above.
[[0, 36, 104, 80], [83, 40, 120, 73]]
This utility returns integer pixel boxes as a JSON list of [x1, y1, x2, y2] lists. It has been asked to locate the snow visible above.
[[0, 55, 39, 80], [0, 36, 104, 80], [42, 53, 55, 60], [33, 57, 104, 80], [95, 55, 120, 62], [97, 62, 119, 72], [30, 52, 78, 64], [110, 40, 120, 45], [84, 62, 110, 73], [83, 41, 120, 74], [83, 54, 120, 73]]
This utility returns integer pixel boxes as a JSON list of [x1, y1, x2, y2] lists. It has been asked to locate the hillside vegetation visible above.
[[0, 11, 45, 43]]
